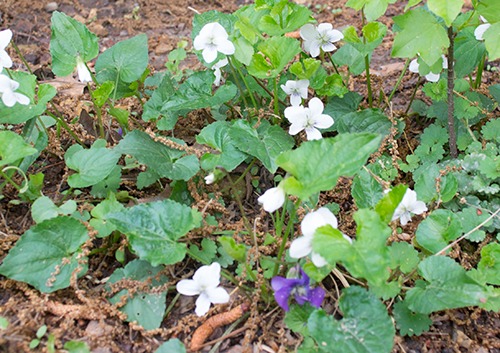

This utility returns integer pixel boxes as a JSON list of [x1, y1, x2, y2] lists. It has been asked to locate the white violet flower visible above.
[[193, 22, 235, 64], [290, 207, 351, 267], [409, 55, 448, 83], [205, 172, 215, 185], [474, 16, 490, 41], [300, 23, 343, 58], [76, 56, 92, 83], [212, 58, 228, 86], [284, 97, 333, 140], [258, 185, 286, 213], [0, 29, 13, 71], [392, 188, 428, 226], [281, 79, 309, 106], [0, 74, 30, 107], [176, 262, 230, 316]]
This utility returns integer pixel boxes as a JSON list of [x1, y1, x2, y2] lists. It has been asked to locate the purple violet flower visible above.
[[271, 267, 325, 311]]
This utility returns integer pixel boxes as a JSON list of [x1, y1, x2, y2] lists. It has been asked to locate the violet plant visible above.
[[0, 0, 499, 352]]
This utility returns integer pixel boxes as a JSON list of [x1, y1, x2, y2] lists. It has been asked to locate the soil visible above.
[[0, 0, 499, 352]]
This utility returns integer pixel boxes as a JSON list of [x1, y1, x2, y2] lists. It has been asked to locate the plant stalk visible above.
[[447, 26, 458, 158]]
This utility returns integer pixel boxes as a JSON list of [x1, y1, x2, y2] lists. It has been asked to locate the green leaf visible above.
[[91, 81, 115, 108], [289, 58, 327, 90], [315, 74, 348, 97], [65, 139, 121, 188], [117, 130, 199, 181], [352, 167, 384, 209], [393, 300, 432, 337], [107, 259, 168, 330], [345, 0, 394, 21], [454, 27, 486, 78], [0, 130, 37, 167], [389, 242, 420, 274], [0, 217, 89, 293], [458, 207, 491, 242], [247, 36, 301, 79], [477, 0, 500, 23], [0, 72, 56, 125], [392, 8, 449, 65], [481, 118, 500, 142], [330, 108, 392, 135], [482, 22, 500, 60], [107, 200, 201, 266], [229, 120, 294, 173], [63, 341, 91, 353], [95, 34, 148, 98], [374, 184, 407, 224], [143, 73, 177, 122], [259, 1, 312, 36], [331, 43, 366, 75], [189, 238, 218, 265], [0, 316, 8, 330], [476, 243, 500, 285], [50, 11, 98, 77], [162, 71, 237, 114], [277, 134, 382, 200], [285, 303, 316, 335], [155, 339, 186, 353], [219, 236, 247, 263], [307, 286, 395, 353], [31, 196, 77, 223], [415, 209, 463, 254], [89, 194, 125, 238], [405, 256, 488, 314], [427, 0, 463, 26], [196, 121, 248, 172]]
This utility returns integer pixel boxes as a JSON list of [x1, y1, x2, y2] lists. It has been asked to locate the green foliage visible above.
[[405, 256, 489, 314], [219, 235, 248, 263], [0, 72, 56, 125], [155, 339, 186, 353], [0, 130, 37, 167], [415, 209, 463, 254], [196, 121, 249, 172], [278, 133, 382, 200], [31, 196, 77, 223], [248, 36, 301, 78], [89, 194, 125, 238], [306, 286, 395, 353], [63, 341, 91, 353], [65, 139, 121, 188], [95, 34, 149, 98], [107, 259, 168, 330], [107, 200, 201, 266], [116, 130, 199, 186], [0, 217, 89, 293], [285, 303, 316, 335], [392, 8, 449, 66], [393, 300, 432, 337], [229, 120, 294, 173], [427, 0, 463, 26], [50, 11, 99, 76], [259, 0, 312, 36], [345, 0, 396, 21]]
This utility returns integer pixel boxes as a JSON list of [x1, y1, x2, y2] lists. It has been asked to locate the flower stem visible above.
[[48, 104, 86, 146], [474, 52, 486, 89], [10, 41, 33, 75], [273, 78, 279, 117], [385, 58, 410, 107], [228, 57, 258, 111], [272, 198, 300, 277], [327, 52, 347, 87], [447, 26, 458, 158]]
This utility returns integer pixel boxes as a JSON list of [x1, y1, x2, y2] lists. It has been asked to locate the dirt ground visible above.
[[0, 0, 499, 352]]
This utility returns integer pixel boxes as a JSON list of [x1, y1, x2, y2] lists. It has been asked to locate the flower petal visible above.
[[409, 59, 419, 74], [425, 72, 440, 82], [0, 29, 13, 49], [290, 93, 302, 106], [289, 235, 312, 259], [274, 286, 292, 311], [176, 279, 200, 296], [313, 114, 334, 129], [474, 23, 490, 41], [202, 47, 218, 64], [308, 97, 324, 117], [258, 186, 286, 213], [301, 207, 338, 237], [195, 293, 212, 316], [205, 287, 230, 304], [311, 252, 328, 267], [300, 24, 317, 41], [320, 42, 336, 53], [14, 92, 30, 106], [305, 127, 322, 140], [317, 23, 333, 33], [1, 90, 16, 107], [193, 262, 221, 288], [307, 286, 325, 308], [216, 39, 235, 56], [0, 50, 13, 69]]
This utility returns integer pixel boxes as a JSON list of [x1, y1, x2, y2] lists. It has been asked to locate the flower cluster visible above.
[[392, 188, 427, 226], [0, 29, 29, 107], [271, 266, 325, 311], [176, 262, 230, 316]]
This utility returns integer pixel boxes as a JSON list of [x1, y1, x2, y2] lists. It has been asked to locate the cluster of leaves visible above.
[[0, 0, 499, 352]]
